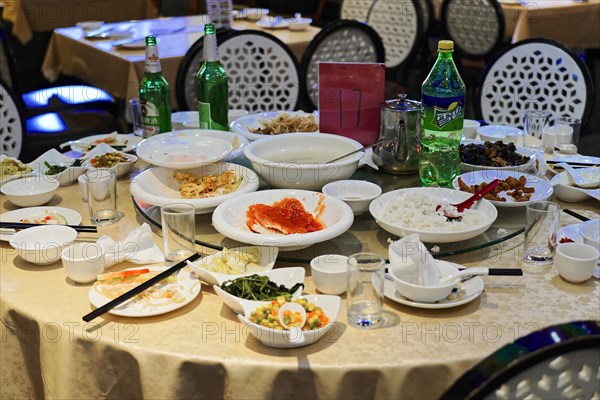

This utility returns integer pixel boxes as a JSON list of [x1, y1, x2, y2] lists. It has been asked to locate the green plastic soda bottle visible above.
[[419, 40, 465, 187], [139, 35, 172, 137], [197, 23, 229, 131]]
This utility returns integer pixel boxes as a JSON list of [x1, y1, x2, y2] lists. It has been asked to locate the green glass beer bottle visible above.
[[139, 35, 172, 137], [197, 23, 229, 131], [419, 40, 465, 187]]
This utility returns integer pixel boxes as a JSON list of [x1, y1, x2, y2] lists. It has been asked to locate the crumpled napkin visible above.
[[96, 223, 164, 268], [389, 233, 440, 286]]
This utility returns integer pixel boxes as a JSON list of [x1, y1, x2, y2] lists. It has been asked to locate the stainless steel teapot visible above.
[[373, 94, 421, 174]]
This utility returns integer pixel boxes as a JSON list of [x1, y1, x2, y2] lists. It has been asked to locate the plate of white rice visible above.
[[369, 188, 498, 243]]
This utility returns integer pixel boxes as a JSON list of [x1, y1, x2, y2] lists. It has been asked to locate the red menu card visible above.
[[318, 62, 385, 146]]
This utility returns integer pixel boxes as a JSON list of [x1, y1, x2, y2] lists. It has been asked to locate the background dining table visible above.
[[1, 154, 599, 399], [41, 15, 321, 112]]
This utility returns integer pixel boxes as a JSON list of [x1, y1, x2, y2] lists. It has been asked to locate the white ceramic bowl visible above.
[[77, 21, 104, 31], [242, 8, 269, 21], [83, 143, 137, 178], [187, 246, 278, 286], [61, 243, 106, 283], [389, 261, 461, 303], [238, 294, 340, 348], [286, 17, 312, 31], [130, 162, 260, 214], [369, 187, 498, 243], [230, 111, 319, 142], [322, 180, 382, 215], [579, 219, 600, 248], [244, 133, 363, 190], [136, 131, 232, 169], [477, 125, 523, 142], [1, 176, 59, 207], [159, 129, 248, 162], [9, 225, 78, 265], [461, 140, 537, 173], [28, 148, 85, 186], [555, 243, 599, 283], [171, 111, 199, 130], [212, 189, 354, 251], [181, 110, 249, 129], [214, 266, 305, 314], [550, 170, 599, 203], [462, 119, 481, 140], [310, 254, 348, 295]]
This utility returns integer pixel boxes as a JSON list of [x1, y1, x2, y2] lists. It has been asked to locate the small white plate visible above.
[[0, 207, 82, 241], [117, 38, 146, 49], [256, 18, 289, 29], [556, 224, 584, 245], [230, 110, 319, 142], [64, 133, 141, 153], [384, 275, 484, 309], [88, 267, 201, 317], [453, 170, 553, 208], [136, 132, 232, 169]]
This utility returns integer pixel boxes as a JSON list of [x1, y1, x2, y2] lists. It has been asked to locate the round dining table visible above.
[[1, 157, 599, 399]]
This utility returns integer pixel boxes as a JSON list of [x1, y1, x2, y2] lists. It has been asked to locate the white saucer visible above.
[[383, 276, 484, 309]]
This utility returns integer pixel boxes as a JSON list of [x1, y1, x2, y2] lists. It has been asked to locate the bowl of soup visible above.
[[243, 133, 364, 190]]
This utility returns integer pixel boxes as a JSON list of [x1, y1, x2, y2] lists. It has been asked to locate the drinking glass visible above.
[[524, 201, 560, 264], [161, 203, 196, 265], [554, 117, 581, 155], [524, 110, 550, 150], [346, 252, 385, 329], [130, 98, 143, 137], [85, 169, 123, 226]]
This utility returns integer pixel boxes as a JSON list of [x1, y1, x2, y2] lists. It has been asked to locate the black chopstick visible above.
[[82, 253, 201, 322], [563, 209, 590, 222], [0, 222, 98, 232], [458, 267, 523, 276], [547, 160, 599, 167]]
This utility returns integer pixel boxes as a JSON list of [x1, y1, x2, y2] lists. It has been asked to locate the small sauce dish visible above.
[[322, 180, 382, 215]]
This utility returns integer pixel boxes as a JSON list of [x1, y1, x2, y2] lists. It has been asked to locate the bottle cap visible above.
[[438, 40, 454, 51]]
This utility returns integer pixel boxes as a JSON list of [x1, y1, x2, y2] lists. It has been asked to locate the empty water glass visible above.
[[347, 252, 385, 329], [130, 98, 143, 137], [524, 201, 560, 264], [161, 203, 196, 265], [524, 110, 550, 150]]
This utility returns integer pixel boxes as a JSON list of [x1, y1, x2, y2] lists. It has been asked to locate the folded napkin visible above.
[[97, 223, 164, 268], [389, 234, 440, 286]]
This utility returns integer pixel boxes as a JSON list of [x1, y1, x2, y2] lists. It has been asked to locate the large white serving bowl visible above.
[[452, 170, 553, 208], [27, 149, 85, 186], [214, 266, 305, 314], [186, 246, 278, 285], [1, 176, 59, 207], [460, 140, 536, 173], [550, 170, 600, 202], [166, 129, 249, 161], [130, 163, 260, 214], [9, 225, 77, 265], [230, 110, 318, 142], [212, 189, 354, 250], [244, 133, 364, 190], [369, 187, 498, 243], [136, 131, 232, 169], [238, 294, 340, 348]]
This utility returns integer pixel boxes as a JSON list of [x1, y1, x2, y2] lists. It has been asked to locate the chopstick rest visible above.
[[83, 252, 201, 322]]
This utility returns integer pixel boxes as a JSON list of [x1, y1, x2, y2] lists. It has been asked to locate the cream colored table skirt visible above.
[[2, 0, 159, 44], [41, 16, 319, 108], [1, 165, 599, 399]]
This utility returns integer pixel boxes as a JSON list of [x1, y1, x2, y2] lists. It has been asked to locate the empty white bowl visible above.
[[61, 243, 106, 283], [77, 21, 104, 31], [310, 254, 348, 295], [1, 176, 59, 207], [243, 133, 364, 190], [555, 243, 599, 283], [322, 180, 382, 215], [477, 125, 523, 143], [579, 219, 600, 248], [242, 8, 269, 21], [286, 16, 312, 31], [389, 261, 461, 303], [9, 225, 78, 265], [171, 111, 199, 130], [462, 119, 481, 140]]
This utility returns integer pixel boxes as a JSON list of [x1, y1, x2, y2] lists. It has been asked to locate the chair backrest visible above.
[[442, 0, 504, 59], [366, 0, 421, 69], [176, 29, 300, 113], [340, 0, 375, 22], [0, 4, 18, 92], [299, 20, 385, 111], [418, 0, 432, 34], [477, 39, 593, 129], [439, 320, 600, 400], [0, 79, 24, 157]]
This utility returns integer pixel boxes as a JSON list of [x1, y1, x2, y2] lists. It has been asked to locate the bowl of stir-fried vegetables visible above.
[[213, 267, 305, 314], [83, 143, 137, 178], [238, 294, 340, 348]]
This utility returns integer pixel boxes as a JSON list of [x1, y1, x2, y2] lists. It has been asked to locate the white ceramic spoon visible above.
[[554, 163, 600, 189], [438, 267, 490, 285], [278, 302, 306, 344]]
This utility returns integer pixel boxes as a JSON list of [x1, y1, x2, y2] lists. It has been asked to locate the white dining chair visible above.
[[0, 79, 24, 157], [176, 29, 301, 113], [340, 0, 375, 22]]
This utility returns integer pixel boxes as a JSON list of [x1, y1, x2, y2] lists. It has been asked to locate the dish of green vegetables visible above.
[[44, 159, 83, 175], [220, 275, 304, 301]]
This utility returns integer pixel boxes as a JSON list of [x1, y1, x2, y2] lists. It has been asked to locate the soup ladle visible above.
[[326, 138, 394, 163]]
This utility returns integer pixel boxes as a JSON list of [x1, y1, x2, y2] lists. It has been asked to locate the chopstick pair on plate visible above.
[[0, 222, 98, 233]]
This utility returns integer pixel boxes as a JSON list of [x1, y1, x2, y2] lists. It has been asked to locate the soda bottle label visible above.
[[421, 94, 464, 133], [141, 100, 160, 137], [198, 101, 212, 129]]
